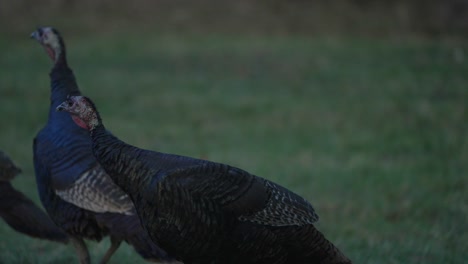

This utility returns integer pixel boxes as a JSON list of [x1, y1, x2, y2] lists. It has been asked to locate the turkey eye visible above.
[[36, 28, 44, 37], [67, 101, 73, 107]]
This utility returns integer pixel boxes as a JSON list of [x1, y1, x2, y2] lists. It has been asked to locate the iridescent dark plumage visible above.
[[0, 151, 69, 243], [58, 95, 353, 264], [31, 27, 174, 264]]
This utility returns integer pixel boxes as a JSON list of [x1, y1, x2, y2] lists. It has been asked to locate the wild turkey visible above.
[[57, 95, 353, 264], [31, 27, 175, 264], [0, 150, 69, 243]]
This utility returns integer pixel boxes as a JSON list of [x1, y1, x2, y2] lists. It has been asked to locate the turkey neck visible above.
[[90, 125, 148, 195], [48, 54, 81, 121]]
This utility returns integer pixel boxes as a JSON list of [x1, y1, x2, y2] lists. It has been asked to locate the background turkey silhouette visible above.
[[0, 150, 69, 244]]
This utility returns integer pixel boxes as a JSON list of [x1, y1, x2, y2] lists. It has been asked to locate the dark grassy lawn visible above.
[[0, 33, 466, 263]]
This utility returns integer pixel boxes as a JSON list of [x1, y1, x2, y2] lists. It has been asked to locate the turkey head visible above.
[[57, 95, 100, 131], [31, 27, 65, 64]]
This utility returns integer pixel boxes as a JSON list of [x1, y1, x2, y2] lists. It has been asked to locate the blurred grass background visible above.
[[0, 0, 467, 263]]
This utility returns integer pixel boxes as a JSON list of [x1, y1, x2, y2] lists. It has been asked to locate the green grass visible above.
[[0, 33, 467, 263]]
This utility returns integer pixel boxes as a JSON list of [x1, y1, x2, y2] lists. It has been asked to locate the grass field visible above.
[[0, 33, 467, 263]]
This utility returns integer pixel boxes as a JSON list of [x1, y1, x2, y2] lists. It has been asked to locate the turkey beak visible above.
[[30, 30, 41, 42], [56, 102, 67, 112]]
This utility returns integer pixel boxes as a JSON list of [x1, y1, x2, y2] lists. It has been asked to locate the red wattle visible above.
[[71, 115, 89, 130], [45, 46, 55, 61]]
